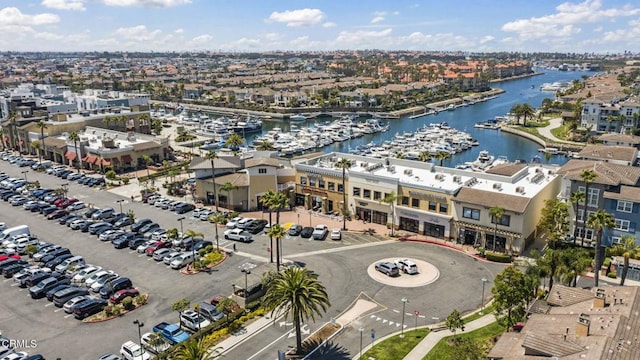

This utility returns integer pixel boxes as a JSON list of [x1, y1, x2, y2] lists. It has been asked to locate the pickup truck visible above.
[[223, 229, 252, 243], [312, 224, 328, 240], [152, 322, 190, 344]]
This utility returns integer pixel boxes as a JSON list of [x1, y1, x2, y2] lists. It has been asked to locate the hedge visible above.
[[138, 161, 190, 183], [485, 252, 512, 263]]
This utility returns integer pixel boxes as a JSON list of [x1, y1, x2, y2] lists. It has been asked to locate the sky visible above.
[[0, 0, 639, 53]]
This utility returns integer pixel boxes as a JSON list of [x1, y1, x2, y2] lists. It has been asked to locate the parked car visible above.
[[174, 203, 195, 214], [330, 229, 342, 240], [223, 228, 252, 242], [140, 332, 170, 354], [110, 288, 140, 304], [394, 258, 418, 274], [152, 248, 172, 261], [375, 262, 400, 277], [288, 224, 303, 236], [312, 225, 329, 240], [170, 253, 195, 269], [73, 298, 107, 319], [99, 277, 132, 299], [63, 295, 92, 314], [120, 341, 150, 360], [162, 251, 183, 266], [300, 226, 314, 238], [144, 241, 171, 256], [131, 218, 153, 233], [180, 309, 211, 332], [152, 322, 189, 344]]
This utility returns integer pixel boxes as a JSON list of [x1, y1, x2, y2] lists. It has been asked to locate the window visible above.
[[578, 186, 600, 207], [328, 182, 335, 191], [401, 197, 409, 206], [300, 177, 307, 185], [615, 219, 630, 232], [338, 184, 344, 193], [318, 179, 325, 189], [439, 203, 448, 213], [258, 168, 267, 174], [411, 198, 420, 208], [617, 200, 633, 213], [463, 207, 480, 220], [363, 189, 371, 198], [612, 236, 622, 244], [353, 187, 361, 196], [428, 201, 437, 211], [373, 191, 381, 201], [492, 214, 511, 226], [575, 228, 594, 241], [576, 209, 595, 223], [309, 178, 316, 186]]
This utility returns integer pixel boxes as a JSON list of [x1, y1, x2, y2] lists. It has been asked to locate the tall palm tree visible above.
[[610, 235, 639, 286], [418, 150, 431, 162], [68, 131, 81, 173], [587, 210, 614, 287], [265, 192, 289, 270], [569, 190, 585, 246], [266, 224, 287, 271], [208, 213, 226, 251], [260, 190, 277, 264], [558, 247, 592, 287], [262, 266, 330, 355], [381, 192, 401, 237], [520, 103, 535, 126], [580, 169, 597, 247], [0, 127, 5, 151], [206, 151, 219, 211], [173, 336, 221, 360], [255, 139, 275, 151], [36, 120, 47, 164], [334, 158, 352, 230], [30, 141, 41, 160], [224, 133, 244, 151], [489, 206, 505, 252], [434, 150, 451, 166], [510, 103, 523, 125], [219, 182, 238, 210], [141, 154, 153, 179]]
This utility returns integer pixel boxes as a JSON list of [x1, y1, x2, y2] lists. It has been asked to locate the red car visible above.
[[53, 197, 68, 207], [59, 198, 79, 208], [144, 241, 171, 256], [109, 288, 140, 304], [0, 254, 21, 261], [47, 209, 69, 220]]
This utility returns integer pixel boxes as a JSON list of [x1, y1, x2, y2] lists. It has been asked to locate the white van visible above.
[[55, 256, 85, 272], [32, 160, 52, 170], [1, 225, 30, 242]]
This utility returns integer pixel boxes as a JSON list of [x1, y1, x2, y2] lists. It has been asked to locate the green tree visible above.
[[30, 141, 41, 161], [334, 158, 352, 230], [144, 332, 169, 357], [262, 266, 330, 355], [224, 133, 244, 151], [520, 103, 535, 126], [255, 139, 275, 151], [558, 247, 592, 287], [488, 206, 505, 252], [530, 248, 563, 292], [434, 150, 451, 166], [492, 266, 535, 330], [206, 151, 219, 212], [445, 309, 464, 337], [381, 192, 401, 236], [587, 210, 614, 287], [127, 209, 136, 224], [216, 297, 237, 324], [579, 169, 597, 247], [609, 235, 639, 286], [208, 213, 226, 251], [266, 224, 287, 271], [166, 228, 179, 240], [36, 120, 47, 164], [569, 191, 585, 246], [219, 181, 238, 210], [448, 338, 485, 360], [68, 131, 81, 173], [418, 150, 431, 162], [173, 336, 221, 360], [171, 298, 191, 329], [538, 198, 570, 249], [141, 154, 153, 180], [260, 190, 277, 264], [264, 192, 289, 270]]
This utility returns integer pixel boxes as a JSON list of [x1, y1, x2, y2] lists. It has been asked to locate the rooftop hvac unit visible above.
[[516, 186, 525, 193], [493, 183, 502, 190], [453, 175, 461, 183]]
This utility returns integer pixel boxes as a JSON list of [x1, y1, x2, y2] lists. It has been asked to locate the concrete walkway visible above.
[[536, 117, 584, 146]]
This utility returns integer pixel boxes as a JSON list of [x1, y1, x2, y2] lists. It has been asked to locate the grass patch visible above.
[[463, 304, 496, 324], [360, 328, 430, 360], [422, 322, 504, 360]]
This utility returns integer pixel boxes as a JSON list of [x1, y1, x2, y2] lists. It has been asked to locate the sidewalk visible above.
[[214, 314, 279, 356], [536, 117, 584, 146]]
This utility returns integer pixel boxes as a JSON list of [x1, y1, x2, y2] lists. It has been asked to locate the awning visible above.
[[93, 157, 102, 165], [111, 157, 120, 164], [65, 152, 77, 160], [122, 154, 133, 163], [101, 160, 111, 167], [84, 155, 97, 164]]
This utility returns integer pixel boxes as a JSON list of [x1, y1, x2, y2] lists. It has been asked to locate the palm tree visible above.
[[605, 115, 616, 133], [173, 336, 221, 360], [255, 139, 275, 151], [489, 206, 505, 252], [68, 131, 81, 173], [260, 190, 277, 264], [262, 266, 330, 355], [224, 133, 244, 151], [558, 247, 592, 287], [434, 150, 451, 166], [216, 297, 238, 324], [266, 224, 287, 271], [30, 141, 41, 160], [569, 190, 585, 246], [381, 192, 401, 237], [219, 182, 238, 210], [36, 120, 47, 164], [334, 158, 352, 230], [587, 210, 614, 287], [520, 103, 535, 126], [208, 213, 226, 251], [265, 192, 289, 270], [206, 151, 219, 211], [0, 127, 5, 151], [610, 235, 639, 286], [418, 150, 431, 162], [580, 169, 597, 247], [141, 154, 153, 179], [510, 103, 523, 125]]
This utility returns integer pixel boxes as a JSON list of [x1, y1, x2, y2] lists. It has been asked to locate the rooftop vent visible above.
[[453, 175, 461, 183], [464, 177, 478, 187], [435, 174, 445, 181], [530, 173, 545, 184], [516, 186, 525, 194], [493, 183, 502, 190], [404, 169, 413, 175]]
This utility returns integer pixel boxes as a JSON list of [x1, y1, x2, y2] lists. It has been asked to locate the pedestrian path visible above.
[[536, 117, 584, 146]]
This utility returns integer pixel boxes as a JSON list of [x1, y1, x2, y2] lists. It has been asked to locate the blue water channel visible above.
[[249, 69, 595, 167]]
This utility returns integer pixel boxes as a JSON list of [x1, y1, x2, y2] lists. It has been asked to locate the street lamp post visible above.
[[239, 262, 256, 299], [116, 199, 124, 213], [21, 170, 28, 182], [358, 326, 364, 357], [60, 183, 69, 198], [400, 297, 408, 338], [177, 216, 185, 235], [133, 319, 144, 359], [481, 278, 488, 312], [297, 213, 300, 225]]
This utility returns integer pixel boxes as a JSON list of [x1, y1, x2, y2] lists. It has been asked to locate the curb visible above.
[[397, 237, 492, 263], [180, 250, 229, 275]]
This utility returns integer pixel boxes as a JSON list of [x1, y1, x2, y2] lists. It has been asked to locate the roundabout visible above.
[[367, 257, 440, 288]]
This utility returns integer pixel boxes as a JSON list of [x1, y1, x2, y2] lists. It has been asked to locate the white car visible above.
[[180, 309, 211, 332], [330, 229, 342, 240], [162, 251, 183, 266], [63, 295, 91, 314], [312, 224, 329, 240], [225, 217, 243, 229], [70, 219, 90, 230], [140, 332, 170, 354], [85, 270, 111, 288], [90, 273, 119, 292], [170, 253, 195, 269], [67, 201, 86, 211], [72, 266, 102, 284], [395, 258, 419, 275], [236, 218, 256, 229], [120, 340, 150, 360], [1, 352, 28, 360]]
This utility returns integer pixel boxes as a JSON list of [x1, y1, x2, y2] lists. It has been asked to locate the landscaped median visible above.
[[359, 328, 431, 360], [84, 293, 149, 323]]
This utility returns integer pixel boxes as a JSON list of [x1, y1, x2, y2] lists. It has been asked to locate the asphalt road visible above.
[[0, 161, 507, 359]]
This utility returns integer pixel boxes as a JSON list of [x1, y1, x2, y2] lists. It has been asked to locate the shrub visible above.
[[122, 177, 130, 185], [105, 170, 117, 180], [245, 300, 262, 312], [603, 258, 612, 268], [204, 251, 223, 265], [204, 245, 213, 254], [485, 252, 512, 263], [607, 272, 617, 278], [133, 294, 147, 306], [24, 244, 38, 258], [104, 304, 121, 317], [122, 296, 133, 310]]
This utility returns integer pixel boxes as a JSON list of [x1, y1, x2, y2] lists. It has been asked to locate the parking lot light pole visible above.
[[481, 278, 488, 312], [133, 319, 144, 359], [358, 326, 364, 357], [60, 183, 69, 198], [21, 170, 28, 182], [116, 199, 124, 213], [400, 297, 408, 338], [239, 262, 257, 298], [177, 217, 185, 235]]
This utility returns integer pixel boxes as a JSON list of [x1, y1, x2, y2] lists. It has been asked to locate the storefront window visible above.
[[372, 210, 388, 225], [328, 182, 335, 191], [400, 217, 419, 233], [401, 197, 409, 205]]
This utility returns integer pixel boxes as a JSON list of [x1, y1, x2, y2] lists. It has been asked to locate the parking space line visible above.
[[64, 314, 73, 319], [54, 308, 64, 312], [45, 303, 54, 307]]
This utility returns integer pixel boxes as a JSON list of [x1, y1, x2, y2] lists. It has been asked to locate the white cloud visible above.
[[502, 0, 640, 40], [33, 32, 64, 40], [264, 32, 281, 41], [41, 0, 86, 11], [479, 35, 495, 44], [0, 7, 60, 26], [403, 31, 474, 50], [114, 25, 161, 41], [99, 0, 191, 7], [174, 28, 184, 34], [322, 22, 336, 28], [188, 34, 212, 45], [371, 16, 384, 24], [335, 28, 393, 46], [267, 8, 324, 27], [374, 11, 388, 17], [392, 11, 399, 15]]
